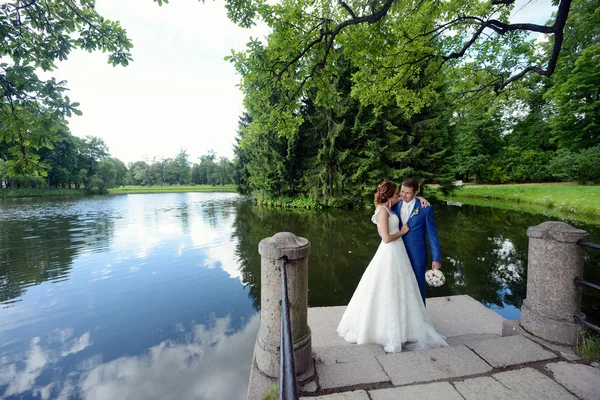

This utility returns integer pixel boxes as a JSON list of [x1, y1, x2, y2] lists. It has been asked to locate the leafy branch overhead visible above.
[[226, 0, 573, 131], [0, 0, 143, 175]]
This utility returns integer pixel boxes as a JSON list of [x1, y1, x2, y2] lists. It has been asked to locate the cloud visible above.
[[0, 337, 52, 397], [74, 315, 259, 400], [0, 315, 260, 400], [61, 332, 92, 357], [44, 0, 270, 165]]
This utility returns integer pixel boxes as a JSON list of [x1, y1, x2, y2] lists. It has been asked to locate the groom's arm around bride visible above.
[[392, 178, 441, 306]]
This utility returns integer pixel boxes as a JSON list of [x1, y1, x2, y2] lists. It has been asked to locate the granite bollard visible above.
[[521, 221, 588, 345], [254, 232, 312, 378]]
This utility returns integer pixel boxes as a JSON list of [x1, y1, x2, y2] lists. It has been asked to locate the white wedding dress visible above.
[[337, 206, 448, 352]]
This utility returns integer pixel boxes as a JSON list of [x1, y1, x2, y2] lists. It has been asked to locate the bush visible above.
[[8, 175, 46, 188], [434, 175, 462, 196], [549, 146, 600, 183], [253, 191, 366, 209]]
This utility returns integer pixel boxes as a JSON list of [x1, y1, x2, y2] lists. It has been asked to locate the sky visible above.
[[50, 0, 270, 165], [48, 0, 553, 166]]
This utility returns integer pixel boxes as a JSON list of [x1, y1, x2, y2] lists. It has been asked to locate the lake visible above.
[[1, 193, 599, 399]]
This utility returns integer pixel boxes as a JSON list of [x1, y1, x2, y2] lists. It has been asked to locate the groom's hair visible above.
[[402, 178, 419, 193]]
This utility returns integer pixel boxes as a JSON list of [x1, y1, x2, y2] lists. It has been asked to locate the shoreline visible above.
[[0, 185, 237, 198]]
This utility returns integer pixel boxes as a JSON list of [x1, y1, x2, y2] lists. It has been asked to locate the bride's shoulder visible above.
[[371, 205, 391, 223]]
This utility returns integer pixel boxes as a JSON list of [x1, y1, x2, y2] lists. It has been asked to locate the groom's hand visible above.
[[432, 261, 441, 270]]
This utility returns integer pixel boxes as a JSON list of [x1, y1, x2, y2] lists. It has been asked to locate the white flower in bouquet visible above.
[[425, 269, 445, 287]]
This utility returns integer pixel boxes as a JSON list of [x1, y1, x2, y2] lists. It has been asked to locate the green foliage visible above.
[[254, 192, 324, 209], [549, 147, 600, 183], [253, 191, 366, 209], [440, 183, 600, 217], [575, 332, 600, 361], [0, 129, 128, 193], [0, 188, 85, 198], [545, 0, 600, 152], [0, 0, 136, 174], [549, 44, 600, 151], [260, 384, 278, 400], [109, 185, 237, 194], [226, 0, 553, 142]]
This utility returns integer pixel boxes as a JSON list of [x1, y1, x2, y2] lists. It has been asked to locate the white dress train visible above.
[[337, 206, 448, 352]]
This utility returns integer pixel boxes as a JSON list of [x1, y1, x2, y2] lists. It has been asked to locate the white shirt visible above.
[[401, 198, 416, 225]]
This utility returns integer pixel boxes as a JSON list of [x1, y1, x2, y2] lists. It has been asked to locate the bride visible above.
[[337, 180, 448, 353]]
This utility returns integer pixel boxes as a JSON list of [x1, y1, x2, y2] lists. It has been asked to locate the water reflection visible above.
[[0, 193, 258, 400], [0, 315, 259, 400], [232, 200, 599, 322], [0, 193, 599, 400], [0, 198, 115, 306]]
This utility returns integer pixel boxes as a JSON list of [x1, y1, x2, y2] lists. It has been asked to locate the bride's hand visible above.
[[417, 196, 430, 208], [399, 224, 409, 236]]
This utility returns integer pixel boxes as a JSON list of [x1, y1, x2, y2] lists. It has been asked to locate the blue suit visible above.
[[391, 199, 441, 305]]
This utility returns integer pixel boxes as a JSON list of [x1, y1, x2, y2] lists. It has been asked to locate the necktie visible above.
[[401, 203, 409, 225]]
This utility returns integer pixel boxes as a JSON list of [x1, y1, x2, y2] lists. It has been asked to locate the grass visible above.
[[109, 185, 237, 194], [432, 183, 600, 221], [261, 384, 278, 400], [575, 332, 600, 361], [0, 188, 86, 198]]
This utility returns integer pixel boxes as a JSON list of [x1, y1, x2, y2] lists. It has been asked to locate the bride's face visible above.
[[390, 188, 401, 206]]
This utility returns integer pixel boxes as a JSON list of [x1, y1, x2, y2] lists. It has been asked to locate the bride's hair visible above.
[[374, 181, 397, 206]]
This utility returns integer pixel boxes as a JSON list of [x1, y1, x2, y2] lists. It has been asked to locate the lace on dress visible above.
[[371, 205, 392, 224]]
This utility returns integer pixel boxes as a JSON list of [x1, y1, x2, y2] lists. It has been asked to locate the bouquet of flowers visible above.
[[425, 269, 445, 287]]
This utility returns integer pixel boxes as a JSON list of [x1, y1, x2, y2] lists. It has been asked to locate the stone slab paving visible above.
[[466, 334, 557, 368], [313, 343, 385, 364], [546, 361, 600, 400], [427, 295, 505, 337], [307, 306, 350, 348], [307, 295, 507, 349], [453, 368, 577, 400], [446, 333, 501, 346], [301, 380, 318, 393], [316, 356, 390, 390], [247, 363, 276, 400], [369, 382, 464, 400], [300, 390, 370, 400], [376, 345, 492, 386]]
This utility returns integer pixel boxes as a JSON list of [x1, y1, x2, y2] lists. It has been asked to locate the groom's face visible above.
[[400, 185, 416, 203]]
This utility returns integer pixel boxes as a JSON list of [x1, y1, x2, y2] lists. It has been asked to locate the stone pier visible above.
[[253, 232, 312, 378], [521, 221, 589, 345]]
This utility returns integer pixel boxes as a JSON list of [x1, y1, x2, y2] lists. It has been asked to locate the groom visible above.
[[391, 178, 441, 306]]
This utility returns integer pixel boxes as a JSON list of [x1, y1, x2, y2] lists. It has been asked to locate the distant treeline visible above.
[[0, 131, 234, 193]]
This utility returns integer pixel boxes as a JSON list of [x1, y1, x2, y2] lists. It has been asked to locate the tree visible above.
[[541, 0, 600, 152], [0, 0, 142, 174], [90, 159, 117, 192], [110, 157, 128, 187], [233, 113, 253, 194], [151, 157, 171, 186], [449, 99, 503, 183], [38, 129, 77, 188], [131, 160, 153, 186], [195, 150, 218, 185], [172, 149, 190, 184], [226, 0, 574, 141]]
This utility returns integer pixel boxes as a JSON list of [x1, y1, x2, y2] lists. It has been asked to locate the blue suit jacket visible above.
[[391, 199, 441, 267]]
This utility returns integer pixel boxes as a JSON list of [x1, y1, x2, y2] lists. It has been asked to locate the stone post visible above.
[[521, 221, 589, 345], [254, 232, 312, 378]]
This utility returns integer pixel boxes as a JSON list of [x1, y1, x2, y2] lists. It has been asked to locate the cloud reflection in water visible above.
[[0, 315, 259, 400]]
